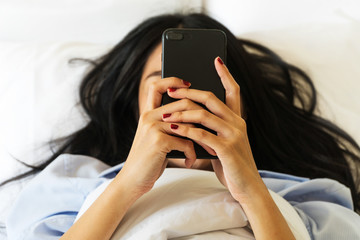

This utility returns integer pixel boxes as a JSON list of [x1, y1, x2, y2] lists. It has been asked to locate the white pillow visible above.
[[0, 42, 111, 182], [206, 0, 360, 145], [0, 0, 203, 43], [205, 0, 360, 34], [239, 23, 360, 146]]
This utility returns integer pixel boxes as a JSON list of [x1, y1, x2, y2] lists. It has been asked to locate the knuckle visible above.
[[197, 110, 209, 125], [138, 111, 156, 130], [233, 82, 240, 92], [148, 81, 158, 91], [148, 121, 158, 129], [228, 128, 245, 147], [139, 111, 150, 123], [182, 125, 190, 135], [180, 98, 193, 109], [204, 91, 215, 104], [199, 109, 209, 119], [176, 111, 184, 121], [143, 121, 157, 132], [206, 91, 215, 99], [195, 128, 207, 140], [238, 117, 247, 129], [169, 76, 179, 82], [170, 76, 182, 83]]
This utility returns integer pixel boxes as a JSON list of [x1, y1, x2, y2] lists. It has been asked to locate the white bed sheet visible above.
[[75, 168, 310, 240]]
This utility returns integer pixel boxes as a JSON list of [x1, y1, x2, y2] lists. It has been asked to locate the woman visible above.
[[4, 13, 360, 239]]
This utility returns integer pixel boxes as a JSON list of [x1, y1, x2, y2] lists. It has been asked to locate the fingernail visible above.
[[217, 57, 224, 65], [170, 124, 179, 129], [168, 88, 177, 92], [163, 113, 171, 119], [182, 80, 191, 86]]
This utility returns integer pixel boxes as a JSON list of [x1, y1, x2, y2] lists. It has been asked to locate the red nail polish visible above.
[[168, 88, 177, 92], [170, 124, 178, 129], [217, 57, 224, 65], [163, 113, 171, 119], [182, 80, 191, 86]]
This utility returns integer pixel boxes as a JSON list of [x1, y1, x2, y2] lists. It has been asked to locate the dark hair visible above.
[[2, 13, 360, 212]]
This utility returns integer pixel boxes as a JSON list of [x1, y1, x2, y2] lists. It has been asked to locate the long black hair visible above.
[[2, 13, 360, 212]]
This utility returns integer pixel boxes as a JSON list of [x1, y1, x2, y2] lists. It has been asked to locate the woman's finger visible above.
[[163, 134, 197, 168], [146, 98, 204, 121], [195, 141, 217, 156], [214, 57, 241, 116], [166, 87, 232, 120], [168, 123, 221, 154], [162, 109, 232, 137], [165, 121, 217, 156], [159, 119, 216, 157], [144, 77, 191, 112], [156, 121, 197, 166]]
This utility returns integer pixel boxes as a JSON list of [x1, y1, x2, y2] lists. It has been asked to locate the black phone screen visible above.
[[161, 28, 227, 159]]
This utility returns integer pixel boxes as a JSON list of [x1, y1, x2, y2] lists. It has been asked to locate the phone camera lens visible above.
[[166, 32, 183, 40]]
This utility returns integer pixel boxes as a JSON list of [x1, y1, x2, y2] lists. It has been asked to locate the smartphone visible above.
[[161, 28, 227, 159]]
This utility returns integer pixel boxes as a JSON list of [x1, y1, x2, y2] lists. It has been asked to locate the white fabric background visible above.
[[0, 0, 203, 44]]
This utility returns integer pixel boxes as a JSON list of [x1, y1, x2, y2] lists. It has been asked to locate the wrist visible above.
[[234, 182, 295, 240], [231, 172, 269, 205], [112, 171, 144, 204], [238, 185, 272, 211]]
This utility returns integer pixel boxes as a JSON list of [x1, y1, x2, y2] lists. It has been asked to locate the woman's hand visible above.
[[120, 77, 204, 198], [162, 57, 265, 202]]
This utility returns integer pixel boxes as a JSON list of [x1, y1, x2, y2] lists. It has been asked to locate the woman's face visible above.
[[138, 43, 213, 171]]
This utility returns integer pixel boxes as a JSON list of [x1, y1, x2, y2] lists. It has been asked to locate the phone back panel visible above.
[[161, 28, 227, 159]]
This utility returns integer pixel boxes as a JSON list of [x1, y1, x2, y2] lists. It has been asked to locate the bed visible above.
[[1, 0, 359, 238]]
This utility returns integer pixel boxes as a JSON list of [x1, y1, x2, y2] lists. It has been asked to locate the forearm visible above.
[[60, 172, 139, 240], [238, 182, 295, 240]]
